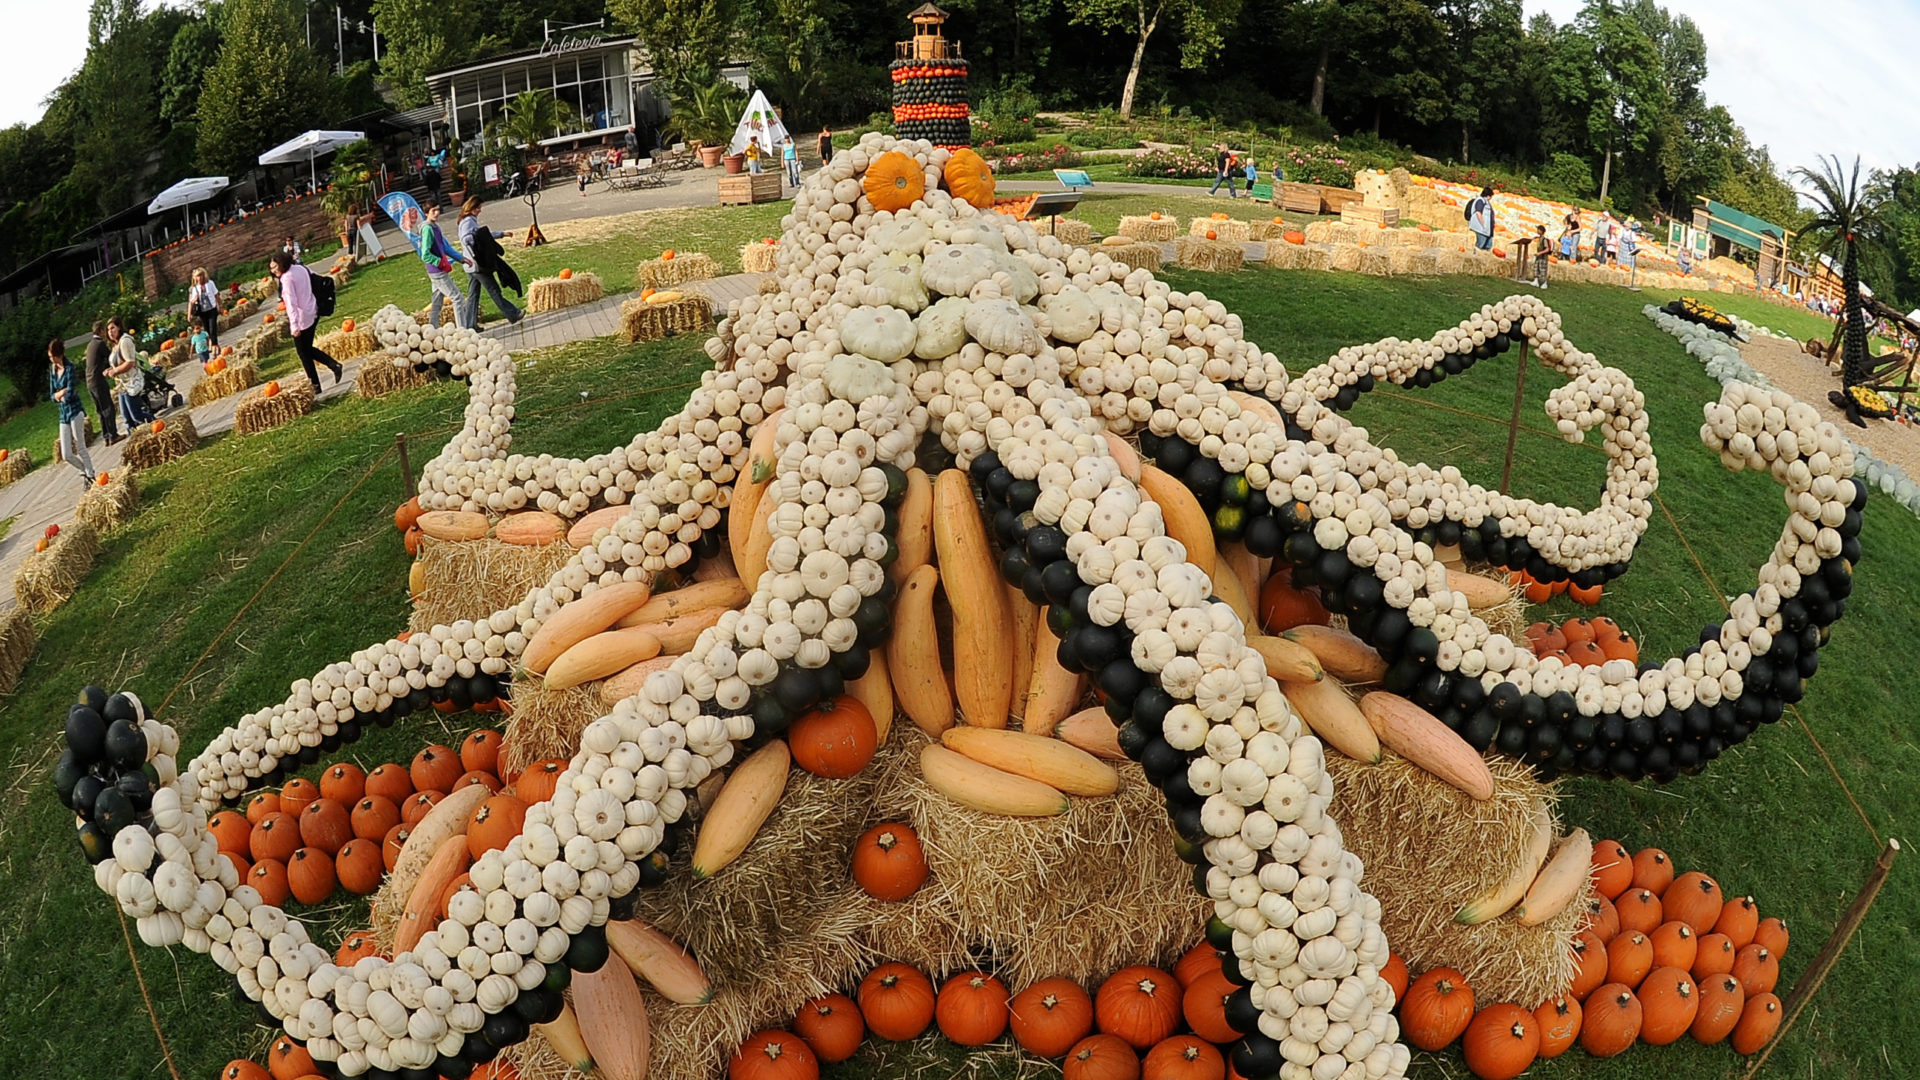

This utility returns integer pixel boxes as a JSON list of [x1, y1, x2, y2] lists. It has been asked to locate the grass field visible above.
[[0, 197, 1910, 1080]]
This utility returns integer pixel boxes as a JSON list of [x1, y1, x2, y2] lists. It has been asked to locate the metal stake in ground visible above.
[[1499, 338, 1531, 493]]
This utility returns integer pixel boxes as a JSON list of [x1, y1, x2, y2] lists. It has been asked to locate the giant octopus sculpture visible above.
[[60, 133, 1862, 1080]]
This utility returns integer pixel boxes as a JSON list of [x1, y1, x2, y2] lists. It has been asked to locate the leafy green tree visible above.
[[196, 0, 335, 174], [745, 0, 839, 128], [71, 0, 158, 215], [159, 10, 222, 124], [1069, 0, 1245, 119], [371, 0, 476, 107], [611, 0, 745, 98], [1574, 0, 1668, 205], [1434, 0, 1527, 162], [1795, 155, 1884, 397]]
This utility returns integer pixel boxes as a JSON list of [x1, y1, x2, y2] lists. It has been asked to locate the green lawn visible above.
[[0, 218, 1912, 1080]]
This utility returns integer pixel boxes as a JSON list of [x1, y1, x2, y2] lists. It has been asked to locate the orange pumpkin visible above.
[[221, 850, 251, 881], [151, 417, 165, 432], [1258, 566, 1331, 632], [792, 993, 863, 1063], [319, 762, 365, 805], [1283, 231, 1307, 245], [279, 778, 320, 817], [937, 971, 1010, 1045], [1532, 996, 1581, 1058], [263, 380, 281, 397], [1730, 945, 1779, 997], [336, 930, 382, 967], [210, 810, 252, 855], [451, 769, 502, 794], [1664, 871, 1722, 931], [298, 798, 353, 853], [1095, 967, 1182, 1050], [381, 824, 410, 871], [1399, 967, 1474, 1051], [249, 858, 291, 907], [350, 795, 402, 841], [1010, 977, 1094, 1058], [1713, 896, 1760, 948], [1568, 581, 1603, 604], [862, 152, 927, 212], [1204, 229, 1218, 240], [1381, 952, 1409, 1002], [461, 729, 504, 774], [1730, 993, 1781, 1054], [728, 1030, 818, 1080], [334, 837, 384, 895], [1179, 969, 1239, 1044], [1692, 933, 1737, 980], [661, 249, 676, 260], [222, 1062, 272, 1080], [250, 813, 302, 863], [1064, 1034, 1140, 1080], [1616, 888, 1664, 936], [287, 848, 336, 905], [96, 472, 111, 487], [513, 759, 568, 804], [1630, 848, 1674, 895], [943, 147, 997, 208], [401, 790, 443, 825], [1564, 639, 1606, 667], [1637, 967, 1698, 1045], [268, 1037, 315, 1080], [466, 795, 529, 858], [1606, 931, 1653, 989], [1688, 973, 1745, 1044], [1149, 212, 1162, 220], [559, 268, 574, 280], [851, 822, 928, 900], [410, 744, 463, 793], [788, 695, 878, 778], [1584, 894, 1621, 942], [1142, 1035, 1224, 1080], [1173, 942, 1221, 988], [1753, 917, 1789, 957], [395, 498, 424, 534], [1578, 984, 1642, 1057], [1461, 1002, 1538, 1080], [342, 317, 355, 333], [1649, 921, 1698, 971], [858, 962, 936, 1041]]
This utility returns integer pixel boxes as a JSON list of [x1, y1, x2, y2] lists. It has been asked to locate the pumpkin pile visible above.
[[1523, 617, 1639, 668]]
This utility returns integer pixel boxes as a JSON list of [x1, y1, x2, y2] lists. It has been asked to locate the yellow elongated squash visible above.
[[1446, 567, 1515, 610], [1055, 707, 1126, 760], [1281, 677, 1381, 763], [572, 954, 652, 1080], [383, 782, 490, 916], [942, 726, 1118, 796], [1209, 554, 1259, 629], [849, 648, 895, 744], [1006, 584, 1038, 722], [606, 919, 715, 1004], [738, 487, 781, 590], [599, 654, 678, 706], [566, 504, 630, 548], [919, 744, 1069, 816], [1220, 542, 1267, 616], [524, 581, 654, 673], [618, 607, 728, 655], [1514, 828, 1593, 926], [888, 565, 953, 736], [544, 627, 663, 690], [1139, 464, 1216, 581], [416, 509, 489, 541], [407, 559, 425, 600], [535, 1002, 595, 1073], [1456, 804, 1555, 925], [495, 510, 568, 546], [616, 578, 750, 627], [1247, 634, 1324, 683], [934, 470, 1012, 728], [1358, 691, 1495, 801], [1284, 625, 1386, 682], [1103, 432, 1142, 482], [727, 412, 782, 571], [889, 467, 934, 586], [1228, 389, 1284, 425], [1022, 616, 1083, 735], [394, 834, 470, 954], [690, 741, 790, 878]]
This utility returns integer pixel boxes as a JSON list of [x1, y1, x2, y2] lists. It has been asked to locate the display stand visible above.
[[523, 185, 547, 247]]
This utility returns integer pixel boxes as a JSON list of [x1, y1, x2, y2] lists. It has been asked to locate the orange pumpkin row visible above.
[[1525, 616, 1638, 665]]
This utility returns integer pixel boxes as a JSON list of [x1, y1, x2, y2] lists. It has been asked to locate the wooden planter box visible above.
[[718, 172, 785, 206], [1278, 182, 1326, 213]]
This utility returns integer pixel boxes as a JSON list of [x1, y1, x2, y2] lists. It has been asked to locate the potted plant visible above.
[[666, 79, 746, 167]]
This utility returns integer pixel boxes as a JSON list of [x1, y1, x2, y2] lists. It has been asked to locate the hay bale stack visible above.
[[621, 294, 716, 343], [740, 241, 781, 274], [76, 468, 139, 533], [1323, 754, 1586, 1006], [1117, 215, 1178, 242], [1327, 245, 1365, 273], [233, 383, 315, 436], [1263, 242, 1317, 271], [155, 339, 192, 369], [1304, 221, 1338, 244], [638, 252, 719, 289], [1358, 249, 1393, 277], [188, 359, 260, 406], [1100, 240, 1162, 273], [1249, 219, 1294, 242], [525, 272, 607, 314], [0, 606, 38, 696], [0, 451, 29, 486], [14, 520, 100, 613], [1189, 217, 1251, 243], [497, 679, 604, 781], [357, 359, 432, 399], [1174, 236, 1246, 273], [409, 536, 574, 635], [315, 325, 378, 362], [1032, 217, 1094, 245], [233, 322, 287, 364], [1387, 248, 1418, 275], [121, 414, 198, 470]]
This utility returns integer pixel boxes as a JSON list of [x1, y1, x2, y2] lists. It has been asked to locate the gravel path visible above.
[[1738, 332, 1920, 478]]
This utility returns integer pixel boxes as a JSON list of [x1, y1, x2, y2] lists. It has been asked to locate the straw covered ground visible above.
[[233, 382, 315, 435], [638, 252, 718, 289], [75, 467, 139, 533], [188, 359, 259, 406], [120, 413, 198, 470], [408, 536, 575, 634], [622, 295, 715, 343], [13, 519, 100, 614]]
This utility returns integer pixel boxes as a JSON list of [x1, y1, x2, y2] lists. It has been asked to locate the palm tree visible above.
[[1793, 155, 1883, 394], [491, 90, 580, 152]]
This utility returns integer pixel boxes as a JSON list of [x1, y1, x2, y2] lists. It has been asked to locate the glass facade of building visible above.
[[432, 37, 638, 144]]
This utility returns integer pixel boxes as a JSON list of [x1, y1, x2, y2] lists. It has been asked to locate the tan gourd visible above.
[[1283, 625, 1387, 682], [942, 726, 1118, 796], [1246, 634, 1324, 684], [615, 607, 728, 655], [1006, 584, 1039, 722], [598, 655, 678, 706], [606, 919, 715, 1004], [543, 627, 663, 690], [523, 581, 654, 673], [1456, 804, 1555, 924], [738, 487, 781, 590], [1358, 691, 1496, 800], [382, 783, 490, 916], [1208, 554, 1259, 629], [1515, 829, 1594, 926], [565, 505, 630, 549], [889, 467, 934, 586], [1023, 616, 1085, 735], [571, 954, 652, 1080], [727, 411, 782, 572], [1103, 432, 1142, 482], [615, 578, 750, 627], [888, 565, 954, 735], [393, 834, 470, 954], [494, 511, 567, 546], [1446, 567, 1516, 610], [849, 648, 896, 744], [535, 1002, 595, 1074], [415, 510, 490, 541], [934, 470, 1013, 728], [690, 741, 790, 878], [919, 744, 1069, 816], [1054, 707, 1126, 760], [1138, 464, 1216, 580], [1282, 678, 1382, 763]]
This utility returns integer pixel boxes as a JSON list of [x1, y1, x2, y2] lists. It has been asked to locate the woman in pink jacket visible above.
[[270, 250, 344, 393]]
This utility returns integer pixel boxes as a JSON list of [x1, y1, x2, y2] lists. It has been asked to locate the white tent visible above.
[[147, 176, 230, 238], [726, 90, 790, 157], [258, 129, 365, 190]]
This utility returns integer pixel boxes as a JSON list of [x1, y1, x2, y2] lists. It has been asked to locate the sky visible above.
[[0, 2, 90, 129], [1524, 0, 1920, 177]]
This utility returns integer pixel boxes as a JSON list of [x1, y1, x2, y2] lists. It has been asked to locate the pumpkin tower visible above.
[[890, 3, 969, 148]]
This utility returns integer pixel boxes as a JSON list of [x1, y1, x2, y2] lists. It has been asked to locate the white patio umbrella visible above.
[[147, 176, 231, 238], [258, 129, 366, 190]]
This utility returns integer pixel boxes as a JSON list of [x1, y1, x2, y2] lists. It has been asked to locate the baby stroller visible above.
[[131, 354, 187, 417]]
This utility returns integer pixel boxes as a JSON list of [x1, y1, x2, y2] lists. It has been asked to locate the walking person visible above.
[[782, 136, 801, 187], [745, 136, 764, 175], [1532, 224, 1551, 288], [817, 126, 834, 167], [270, 249, 344, 393], [1242, 153, 1260, 194], [458, 197, 524, 328], [1467, 186, 1496, 251], [48, 340, 95, 488], [422, 154, 444, 208], [1208, 145, 1240, 198], [1618, 221, 1638, 273], [404, 203, 475, 329], [1559, 209, 1580, 261], [1592, 212, 1613, 264], [103, 317, 155, 430], [83, 320, 119, 446], [1607, 221, 1623, 266], [188, 267, 223, 349]]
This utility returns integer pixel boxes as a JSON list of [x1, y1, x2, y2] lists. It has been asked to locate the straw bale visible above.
[[497, 679, 605, 780], [1430, 250, 1465, 275], [188, 358, 259, 406], [14, 519, 100, 613], [0, 606, 38, 697], [1323, 753, 1586, 1005], [638, 252, 719, 289], [233, 382, 315, 436], [315, 325, 378, 362], [356, 358, 432, 399], [154, 340, 192, 369], [0, 450, 29, 486], [1358, 249, 1393, 277], [232, 322, 287, 364], [525, 272, 607, 314], [1101, 241, 1162, 273], [1248, 219, 1293, 242], [409, 536, 574, 635], [1304, 221, 1336, 243], [1189, 217, 1251, 243], [1263, 242, 1315, 271], [1031, 217, 1094, 246], [740, 241, 781, 274], [1387, 248, 1418, 275], [621, 295, 716, 343], [1174, 236, 1246, 273], [1327, 245, 1364, 273], [121, 413, 198, 471], [1117, 215, 1178, 242], [76, 467, 139, 533]]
